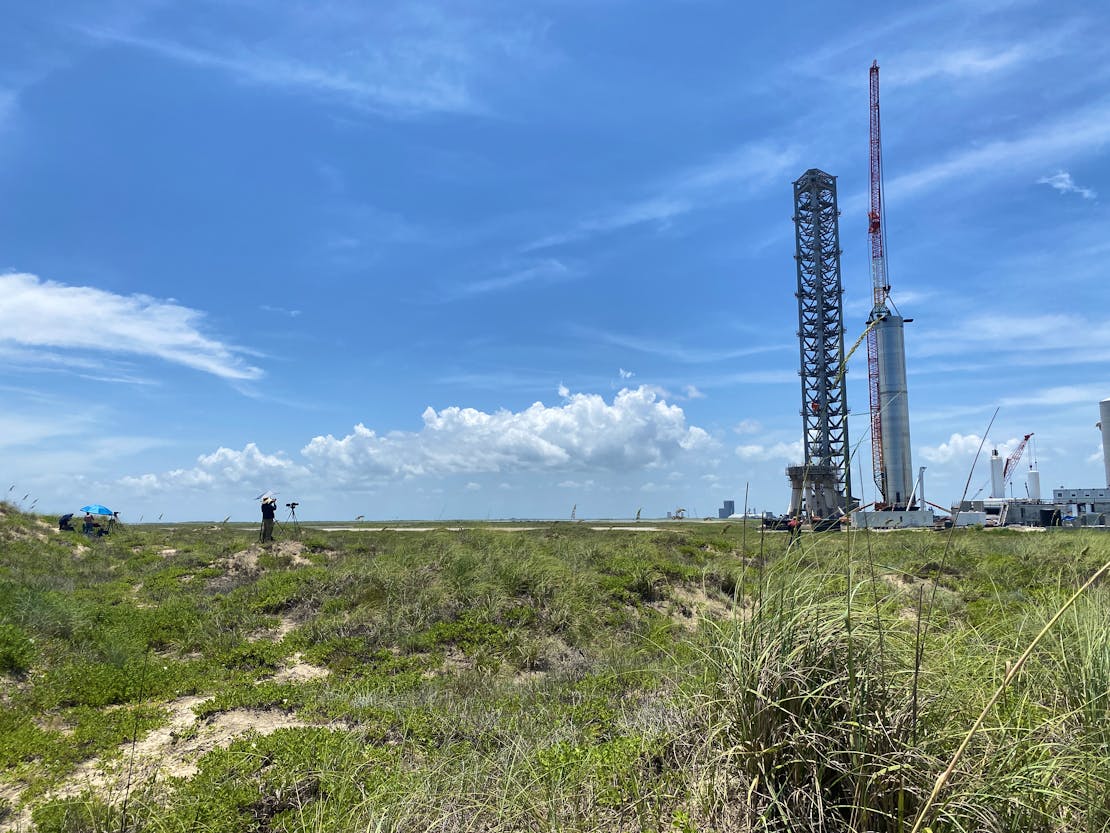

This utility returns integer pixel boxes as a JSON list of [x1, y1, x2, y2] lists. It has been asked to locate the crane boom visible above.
[[1002, 433, 1034, 485], [867, 60, 888, 499]]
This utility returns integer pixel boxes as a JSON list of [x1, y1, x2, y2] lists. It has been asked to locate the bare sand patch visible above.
[[226, 546, 259, 572], [272, 540, 314, 566], [272, 653, 330, 684], [0, 696, 347, 830], [235, 540, 314, 566], [248, 614, 299, 643]]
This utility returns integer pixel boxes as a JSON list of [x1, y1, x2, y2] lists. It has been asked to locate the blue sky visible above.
[[2, 0, 1108, 521]]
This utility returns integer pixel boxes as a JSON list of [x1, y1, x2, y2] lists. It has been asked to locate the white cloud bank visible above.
[[120, 386, 714, 493], [304, 387, 712, 482], [0, 272, 262, 380], [121, 444, 308, 493]]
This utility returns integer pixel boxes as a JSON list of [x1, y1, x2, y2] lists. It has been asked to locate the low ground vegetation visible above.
[[0, 503, 1107, 832]]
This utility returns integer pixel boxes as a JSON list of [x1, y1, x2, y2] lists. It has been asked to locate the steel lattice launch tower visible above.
[[787, 169, 853, 519]]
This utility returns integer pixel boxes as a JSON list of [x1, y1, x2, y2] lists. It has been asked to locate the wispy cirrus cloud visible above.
[[1037, 170, 1097, 199], [914, 312, 1110, 370], [837, 99, 1110, 220], [78, 4, 548, 117], [999, 383, 1110, 409], [445, 258, 579, 299], [260, 305, 301, 318], [81, 27, 476, 115], [735, 440, 803, 462], [524, 141, 802, 251], [885, 44, 1037, 86], [889, 101, 1110, 199], [581, 327, 792, 365], [0, 272, 262, 381]]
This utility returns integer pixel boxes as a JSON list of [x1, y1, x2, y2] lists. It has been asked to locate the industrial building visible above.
[[949, 399, 1110, 528], [1052, 488, 1110, 512]]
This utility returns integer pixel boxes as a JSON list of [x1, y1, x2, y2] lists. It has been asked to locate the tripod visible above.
[[285, 504, 301, 534]]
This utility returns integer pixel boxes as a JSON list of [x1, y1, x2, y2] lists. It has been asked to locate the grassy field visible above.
[[0, 502, 1107, 832]]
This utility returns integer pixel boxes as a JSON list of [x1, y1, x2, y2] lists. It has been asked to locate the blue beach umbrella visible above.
[[80, 504, 114, 515]]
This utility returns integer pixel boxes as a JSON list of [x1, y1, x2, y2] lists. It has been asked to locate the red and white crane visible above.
[[866, 60, 890, 502], [1002, 433, 1034, 487], [863, 61, 917, 510]]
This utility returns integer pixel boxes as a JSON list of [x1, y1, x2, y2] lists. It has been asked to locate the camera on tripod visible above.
[[286, 502, 299, 509]]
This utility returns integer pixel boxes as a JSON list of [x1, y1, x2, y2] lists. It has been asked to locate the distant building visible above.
[[1052, 488, 1110, 519], [718, 500, 735, 519]]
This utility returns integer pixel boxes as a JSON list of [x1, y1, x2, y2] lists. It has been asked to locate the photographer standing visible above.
[[260, 496, 277, 542]]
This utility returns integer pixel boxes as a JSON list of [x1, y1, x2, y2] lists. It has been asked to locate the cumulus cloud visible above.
[[120, 443, 308, 492], [303, 386, 712, 484], [121, 387, 714, 495], [919, 433, 1022, 464], [1037, 171, 1096, 199], [682, 385, 705, 400], [733, 419, 762, 435], [0, 272, 262, 380], [919, 433, 985, 463]]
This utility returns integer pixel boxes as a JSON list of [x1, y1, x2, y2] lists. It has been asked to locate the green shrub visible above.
[[31, 793, 119, 833], [244, 568, 328, 613], [0, 622, 34, 676]]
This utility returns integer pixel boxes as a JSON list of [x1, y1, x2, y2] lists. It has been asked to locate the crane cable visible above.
[[835, 316, 883, 389]]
